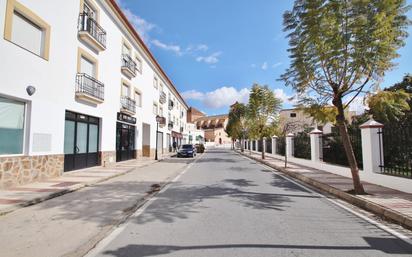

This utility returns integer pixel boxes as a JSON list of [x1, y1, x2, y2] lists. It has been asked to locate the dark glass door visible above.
[[64, 111, 100, 172], [116, 122, 135, 162]]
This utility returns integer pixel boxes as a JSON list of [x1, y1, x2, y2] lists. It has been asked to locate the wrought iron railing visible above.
[[168, 100, 174, 110], [75, 73, 104, 101], [168, 121, 174, 130], [321, 128, 363, 169], [120, 96, 136, 113], [379, 125, 412, 178], [159, 91, 167, 104], [293, 132, 311, 160], [121, 54, 137, 73], [276, 136, 286, 156], [266, 139, 272, 154], [78, 13, 106, 48], [257, 139, 263, 152]]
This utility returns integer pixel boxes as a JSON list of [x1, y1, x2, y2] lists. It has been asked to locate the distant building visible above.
[[279, 108, 357, 134], [187, 107, 231, 146]]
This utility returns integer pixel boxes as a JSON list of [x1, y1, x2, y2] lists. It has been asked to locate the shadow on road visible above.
[[103, 237, 412, 257]]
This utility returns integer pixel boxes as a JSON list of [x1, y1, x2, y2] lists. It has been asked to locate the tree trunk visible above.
[[241, 138, 244, 152], [261, 138, 265, 159], [333, 96, 366, 194]]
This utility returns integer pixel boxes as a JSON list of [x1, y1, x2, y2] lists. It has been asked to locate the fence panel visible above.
[[276, 137, 286, 156], [252, 140, 256, 151], [321, 128, 363, 169], [266, 139, 272, 154], [258, 139, 263, 152], [380, 125, 412, 178], [293, 132, 311, 160]]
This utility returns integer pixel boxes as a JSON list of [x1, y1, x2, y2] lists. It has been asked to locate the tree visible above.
[[281, 0, 410, 194], [248, 84, 282, 159], [226, 102, 248, 151], [367, 74, 412, 123]]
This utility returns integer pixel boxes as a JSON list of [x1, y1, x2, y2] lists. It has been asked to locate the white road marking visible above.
[[84, 153, 205, 257], [245, 155, 412, 246]]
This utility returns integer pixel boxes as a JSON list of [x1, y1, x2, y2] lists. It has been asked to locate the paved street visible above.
[[87, 149, 412, 257]]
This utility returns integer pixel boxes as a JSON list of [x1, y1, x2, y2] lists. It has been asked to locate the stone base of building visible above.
[[100, 151, 116, 167], [0, 154, 64, 189]]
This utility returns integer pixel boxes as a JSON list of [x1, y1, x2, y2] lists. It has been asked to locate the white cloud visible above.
[[181, 90, 204, 100], [187, 44, 209, 52], [181, 86, 250, 109], [261, 62, 268, 70], [122, 9, 156, 43], [196, 52, 222, 64], [151, 39, 182, 56], [274, 88, 296, 105], [272, 62, 283, 69]]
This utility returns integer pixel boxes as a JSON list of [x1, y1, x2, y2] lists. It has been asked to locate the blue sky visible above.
[[118, 0, 412, 115]]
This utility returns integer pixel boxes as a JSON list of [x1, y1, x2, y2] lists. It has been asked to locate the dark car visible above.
[[177, 144, 197, 158]]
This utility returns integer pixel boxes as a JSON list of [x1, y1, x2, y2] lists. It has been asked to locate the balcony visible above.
[[168, 100, 174, 110], [75, 73, 104, 104], [180, 127, 184, 133], [78, 13, 106, 52], [120, 96, 136, 115], [121, 54, 137, 78], [168, 121, 174, 130], [159, 91, 167, 104]]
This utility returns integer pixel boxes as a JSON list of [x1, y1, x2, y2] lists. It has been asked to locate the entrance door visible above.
[[64, 111, 100, 172], [116, 122, 135, 162], [142, 123, 151, 157]]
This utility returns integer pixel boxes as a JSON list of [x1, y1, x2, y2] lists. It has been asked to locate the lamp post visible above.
[[155, 115, 163, 160]]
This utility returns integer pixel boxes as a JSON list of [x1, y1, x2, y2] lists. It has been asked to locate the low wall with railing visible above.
[[241, 119, 412, 194]]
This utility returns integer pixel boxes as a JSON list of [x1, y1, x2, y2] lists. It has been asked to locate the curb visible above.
[[0, 160, 158, 216], [236, 150, 412, 230]]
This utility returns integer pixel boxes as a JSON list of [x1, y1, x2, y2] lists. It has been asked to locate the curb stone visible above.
[[236, 150, 412, 230]]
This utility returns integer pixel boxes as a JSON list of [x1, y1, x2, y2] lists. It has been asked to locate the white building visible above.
[[186, 123, 205, 145], [0, 0, 188, 188]]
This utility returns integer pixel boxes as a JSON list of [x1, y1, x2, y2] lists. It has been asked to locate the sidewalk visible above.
[[239, 150, 412, 230], [0, 156, 190, 257], [0, 157, 163, 216]]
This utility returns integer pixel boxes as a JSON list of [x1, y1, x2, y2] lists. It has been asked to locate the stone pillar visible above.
[[272, 136, 277, 155], [310, 128, 322, 162], [262, 137, 266, 153], [360, 119, 384, 173], [286, 133, 294, 158]]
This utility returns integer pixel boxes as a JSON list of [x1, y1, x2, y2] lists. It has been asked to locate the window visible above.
[[290, 113, 297, 118], [135, 56, 142, 73], [80, 56, 95, 77], [153, 102, 158, 115], [122, 43, 131, 56], [153, 76, 158, 89], [159, 83, 164, 93], [4, 0, 51, 59], [122, 83, 130, 97], [159, 106, 164, 117], [135, 90, 142, 107], [0, 96, 25, 155]]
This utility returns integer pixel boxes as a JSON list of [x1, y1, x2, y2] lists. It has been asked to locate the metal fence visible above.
[[293, 132, 311, 160], [321, 127, 363, 169], [252, 140, 256, 151], [258, 139, 263, 152], [276, 136, 286, 156], [379, 125, 412, 178], [266, 139, 272, 154]]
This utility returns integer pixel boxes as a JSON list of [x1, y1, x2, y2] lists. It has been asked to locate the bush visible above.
[[196, 144, 205, 153]]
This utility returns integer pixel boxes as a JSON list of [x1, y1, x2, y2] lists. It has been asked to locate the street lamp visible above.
[[155, 115, 163, 160]]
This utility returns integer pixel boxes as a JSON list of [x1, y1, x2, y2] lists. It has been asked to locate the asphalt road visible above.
[[87, 149, 412, 257]]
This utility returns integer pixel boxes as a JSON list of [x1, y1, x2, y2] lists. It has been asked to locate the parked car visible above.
[[177, 144, 197, 158]]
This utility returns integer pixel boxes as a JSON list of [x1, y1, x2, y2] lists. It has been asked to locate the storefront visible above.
[[172, 131, 183, 149], [64, 111, 100, 172], [116, 112, 136, 162]]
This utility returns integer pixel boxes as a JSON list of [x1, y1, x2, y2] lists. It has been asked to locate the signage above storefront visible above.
[[117, 112, 136, 125], [172, 131, 183, 139]]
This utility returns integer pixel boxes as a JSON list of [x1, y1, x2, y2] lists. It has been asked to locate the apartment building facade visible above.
[[0, 0, 188, 188]]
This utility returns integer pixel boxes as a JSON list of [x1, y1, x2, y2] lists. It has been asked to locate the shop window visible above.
[[0, 96, 25, 155], [290, 113, 297, 118]]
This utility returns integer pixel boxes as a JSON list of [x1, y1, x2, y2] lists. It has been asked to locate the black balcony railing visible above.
[[76, 73, 104, 101], [120, 96, 136, 113], [78, 13, 106, 48], [180, 127, 184, 133], [121, 54, 137, 73], [168, 122, 174, 130]]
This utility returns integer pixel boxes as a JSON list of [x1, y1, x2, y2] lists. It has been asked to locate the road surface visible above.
[[87, 149, 412, 257]]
